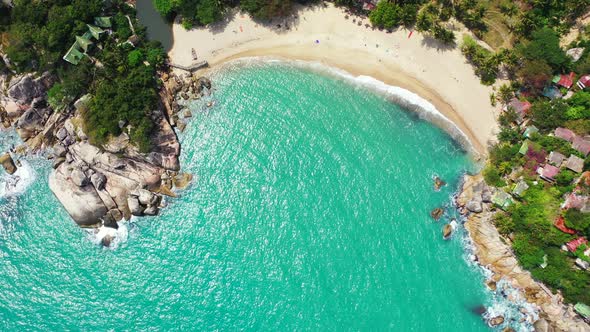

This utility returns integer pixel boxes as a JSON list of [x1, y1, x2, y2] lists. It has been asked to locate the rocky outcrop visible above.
[[0, 152, 17, 175], [457, 174, 590, 332]]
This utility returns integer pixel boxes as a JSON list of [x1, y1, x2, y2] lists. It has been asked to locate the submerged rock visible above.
[[434, 176, 446, 191], [443, 224, 453, 239], [430, 208, 444, 221], [143, 205, 158, 216], [0, 152, 17, 175], [489, 316, 504, 326]]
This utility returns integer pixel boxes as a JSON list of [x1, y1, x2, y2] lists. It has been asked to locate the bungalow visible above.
[[566, 154, 585, 173], [94, 16, 112, 29], [537, 164, 560, 182], [553, 72, 575, 89], [523, 125, 539, 138], [512, 180, 529, 197], [573, 136, 590, 156], [507, 98, 531, 123], [542, 85, 562, 99], [492, 190, 513, 210], [563, 193, 588, 210], [555, 127, 576, 142], [548, 151, 566, 167], [566, 237, 588, 252], [566, 48, 585, 62], [519, 140, 531, 155], [578, 75, 590, 90], [574, 303, 590, 322], [554, 216, 577, 234]]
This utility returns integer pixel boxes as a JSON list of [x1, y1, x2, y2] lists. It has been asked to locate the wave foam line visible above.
[[0, 160, 36, 199]]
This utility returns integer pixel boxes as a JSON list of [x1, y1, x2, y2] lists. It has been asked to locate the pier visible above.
[[170, 61, 209, 73]]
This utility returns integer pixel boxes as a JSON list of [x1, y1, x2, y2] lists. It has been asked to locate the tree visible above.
[[530, 100, 568, 131], [517, 27, 569, 70], [518, 59, 552, 92], [196, 0, 222, 25]]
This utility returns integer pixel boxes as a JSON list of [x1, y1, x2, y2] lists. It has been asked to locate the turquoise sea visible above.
[[0, 61, 529, 330]]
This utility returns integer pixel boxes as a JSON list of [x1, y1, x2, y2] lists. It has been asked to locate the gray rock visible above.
[[52, 157, 66, 169], [107, 209, 123, 222], [197, 76, 212, 90], [17, 108, 44, 131], [533, 319, 552, 332], [54, 144, 67, 158], [90, 172, 107, 190], [71, 168, 89, 187], [127, 195, 144, 216], [31, 97, 46, 109], [137, 189, 156, 206], [65, 153, 74, 163], [62, 135, 75, 146], [143, 205, 158, 216], [0, 152, 17, 175], [48, 165, 108, 226], [56, 128, 68, 141], [482, 188, 492, 203], [466, 199, 483, 213]]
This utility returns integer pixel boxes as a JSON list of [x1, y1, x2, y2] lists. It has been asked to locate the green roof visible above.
[[94, 16, 112, 28], [523, 125, 539, 138], [512, 181, 529, 197], [492, 190, 514, 210], [87, 24, 105, 39], [519, 140, 531, 155], [75, 35, 93, 53], [63, 44, 85, 65], [552, 75, 561, 84], [575, 303, 590, 319]]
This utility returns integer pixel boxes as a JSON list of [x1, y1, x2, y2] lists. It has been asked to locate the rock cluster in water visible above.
[[0, 69, 208, 235], [456, 174, 590, 331]]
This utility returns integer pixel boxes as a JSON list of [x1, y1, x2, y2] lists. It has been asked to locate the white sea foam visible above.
[[0, 160, 36, 199], [213, 57, 477, 155], [89, 221, 130, 249]]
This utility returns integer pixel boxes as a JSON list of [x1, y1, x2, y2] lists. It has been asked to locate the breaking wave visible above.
[[0, 159, 36, 199]]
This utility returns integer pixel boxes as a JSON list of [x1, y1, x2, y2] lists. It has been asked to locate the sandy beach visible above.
[[168, 3, 498, 155]]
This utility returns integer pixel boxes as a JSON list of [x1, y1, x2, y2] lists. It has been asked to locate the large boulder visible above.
[[466, 199, 483, 213], [71, 168, 89, 187], [0, 152, 17, 175], [53, 144, 67, 158], [137, 188, 157, 206], [17, 108, 45, 132], [127, 195, 144, 216], [48, 165, 108, 226], [7, 73, 53, 105], [90, 172, 107, 190], [143, 205, 158, 216]]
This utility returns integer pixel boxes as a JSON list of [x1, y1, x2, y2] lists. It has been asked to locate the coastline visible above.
[[457, 175, 590, 331], [168, 3, 499, 156]]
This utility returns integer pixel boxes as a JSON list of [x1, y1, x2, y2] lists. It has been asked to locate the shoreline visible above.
[[167, 3, 499, 156]]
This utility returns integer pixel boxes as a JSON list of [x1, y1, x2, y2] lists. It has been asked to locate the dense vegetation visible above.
[[479, 2, 590, 305], [0, 0, 168, 152], [154, 0, 317, 27]]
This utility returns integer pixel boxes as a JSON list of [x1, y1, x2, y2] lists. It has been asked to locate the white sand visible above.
[[169, 3, 498, 155]]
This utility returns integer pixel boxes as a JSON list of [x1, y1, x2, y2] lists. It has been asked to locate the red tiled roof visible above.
[[507, 98, 531, 114], [557, 72, 575, 88], [555, 127, 576, 142], [566, 237, 588, 252], [573, 136, 590, 156], [554, 216, 577, 234], [579, 75, 590, 88], [564, 193, 586, 210], [541, 164, 560, 180]]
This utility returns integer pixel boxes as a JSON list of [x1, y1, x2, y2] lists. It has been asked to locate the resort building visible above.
[[566, 155, 585, 173], [548, 151, 566, 167], [555, 127, 576, 142]]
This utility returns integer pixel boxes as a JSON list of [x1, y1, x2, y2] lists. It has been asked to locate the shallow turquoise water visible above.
[[0, 62, 495, 330]]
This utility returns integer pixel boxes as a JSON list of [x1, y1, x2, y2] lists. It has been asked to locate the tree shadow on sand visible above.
[[420, 35, 457, 52]]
